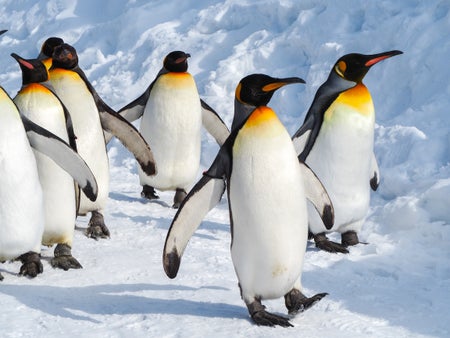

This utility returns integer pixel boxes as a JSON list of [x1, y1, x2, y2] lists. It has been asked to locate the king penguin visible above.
[[11, 53, 97, 270], [292, 50, 403, 253], [0, 81, 98, 280], [117, 51, 229, 208], [48, 43, 156, 239], [163, 74, 334, 327]]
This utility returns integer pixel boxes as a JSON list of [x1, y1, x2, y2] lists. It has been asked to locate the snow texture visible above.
[[0, 0, 449, 337]]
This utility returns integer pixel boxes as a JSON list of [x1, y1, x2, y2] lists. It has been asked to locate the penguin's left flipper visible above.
[[370, 152, 380, 191], [21, 114, 98, 202], [163, 175, 226, 278], [97, 102, 157, 176], [201, 99, 230, 146], [299, 162, 334, 229]]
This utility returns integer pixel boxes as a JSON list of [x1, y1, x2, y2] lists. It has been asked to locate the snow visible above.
[[1, 0, 449, 337]]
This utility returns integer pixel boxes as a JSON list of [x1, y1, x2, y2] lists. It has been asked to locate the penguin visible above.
[[11, 52, 90, 270], [117, 51, 229, 208], [37, 36, 64, 70], [292, 50, 403, 253], [0, 85, 98, 281], [163, 74, 334, 327], [48, 43, 157, 239]]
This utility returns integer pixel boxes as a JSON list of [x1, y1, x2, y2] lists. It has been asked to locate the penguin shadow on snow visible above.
[[0, 283, 242, 322]]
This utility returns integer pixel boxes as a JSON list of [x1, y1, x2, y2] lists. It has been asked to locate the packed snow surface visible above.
[[0, 1, 449, 337]]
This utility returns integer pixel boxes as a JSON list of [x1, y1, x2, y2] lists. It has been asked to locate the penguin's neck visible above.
[[335, 83, 373, 116]]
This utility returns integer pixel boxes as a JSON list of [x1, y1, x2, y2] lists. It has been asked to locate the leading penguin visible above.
[[292, 50, 403, 253], [37, 36, 64, 70], [48, 43, 156, 239], [11, 52, 94, 270], [117, 51, 229, 208], [0, 83, 98, 281], [163, 74, 334, 327]]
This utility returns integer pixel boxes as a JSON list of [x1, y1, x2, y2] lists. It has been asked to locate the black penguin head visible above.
[[51, 43, 79, 70], [235, 73, 305, 107], [163, 51, 190, 72], [11, 53, 48, 85], [39, 37, 64, 59], [333, 50, 403, 83]]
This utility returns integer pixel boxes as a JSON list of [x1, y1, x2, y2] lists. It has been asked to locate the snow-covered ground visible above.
[[1, 0, 449, 337]]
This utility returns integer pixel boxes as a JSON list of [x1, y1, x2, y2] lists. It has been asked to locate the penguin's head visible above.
[[51, 43, 79, 70], [163, 51, 190, 72], [236, 74, 305, 107], [39, 37, 64, 59], [11, 53, 48, 85], [333, 50, 403, 83]]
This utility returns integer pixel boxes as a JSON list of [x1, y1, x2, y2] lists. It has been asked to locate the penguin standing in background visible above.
[[292, 50, 403, 253], [117, 51, 229, 208], [37, 37, 64, 70], [11, 53, 93, 270], [48, 43, 156, 239], [163, 74, 334, 327]]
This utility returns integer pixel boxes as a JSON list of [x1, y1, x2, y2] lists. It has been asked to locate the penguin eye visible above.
[[335, 61, 347, 78]]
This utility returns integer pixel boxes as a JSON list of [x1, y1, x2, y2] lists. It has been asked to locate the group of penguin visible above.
[[0, 29, 403, 327]]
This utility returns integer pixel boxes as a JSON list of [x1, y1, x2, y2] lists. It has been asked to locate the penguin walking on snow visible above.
[[48, 43, 157, 239], [0, 84, 98, 281], [117, 51, 229, 208], [11, 53, 95, 270], [163, 74, 334, 327], [292, 50, 403, 253]]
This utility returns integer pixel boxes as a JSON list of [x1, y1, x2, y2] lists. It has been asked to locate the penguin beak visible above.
[[364, 50, 403, 67], [11, 53, 35, 70], [262, 77, 306, 92], [175, 53, 190, 64]]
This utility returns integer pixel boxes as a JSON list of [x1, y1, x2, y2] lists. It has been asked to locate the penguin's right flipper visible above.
[[370, 152, 380, 191], [163, 174, 226, 278], [117, 88, 150, 123], [299, 162, 334, 229], [21, 114, 98, 202], [201, 99, 230, 146]]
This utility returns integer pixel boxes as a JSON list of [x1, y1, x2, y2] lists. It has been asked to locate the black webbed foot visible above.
[[341, 230, 360, 247], [284, 288, 328, 315], [172, 188, 187, 209], [0, 271, 3, 281], [86, 211, 110, 240], [313, 232, 349, 253], [18, 252, 43, 278], [50, 243, 82, 270], [141, 185, 159, 200], [247, 299, 293, 327]]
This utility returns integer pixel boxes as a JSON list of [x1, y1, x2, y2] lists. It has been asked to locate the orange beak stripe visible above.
[[365, 55, 391, 67], [262, 82, 286, 92]]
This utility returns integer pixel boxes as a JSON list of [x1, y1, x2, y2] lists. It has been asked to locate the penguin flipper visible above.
[[370, 152, 380, 191], [117, 89, 149, 123], [163, 175, 226, 279], [0, 30, 7, 36], [201, 99, 230, 146], [97, 106, 157, 176], [21, 114, 98, 202], [299, 162, 334, 229]]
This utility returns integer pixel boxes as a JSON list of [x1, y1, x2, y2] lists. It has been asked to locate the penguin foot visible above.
[[284, 288, 328, 315], [247, 299, 293, 327], [51, 244, 82, 270], [0, 272, 4, 281], [341, 230, 359, 247], [18, 252, 43, 278], [313, 232, 349, 253], [86, 211, 110, 240], [141, 185, 159, 200], [173, 188, 187, 209]]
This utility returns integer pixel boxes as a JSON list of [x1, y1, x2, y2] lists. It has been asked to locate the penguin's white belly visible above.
[[50, 72, 109, 214], [139, 74, 202, 190], [0, 96, 44, 260], [307, 105, 374, 233], [14, 90, 76, 246], [230, 126, 308, 301]]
